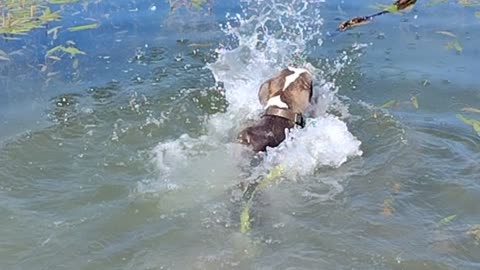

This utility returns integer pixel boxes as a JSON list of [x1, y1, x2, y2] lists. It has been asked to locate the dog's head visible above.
[[238, 67, 313, 152], [258, 66, 313, 113]]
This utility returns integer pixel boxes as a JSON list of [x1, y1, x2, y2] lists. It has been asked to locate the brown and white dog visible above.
[[237, 66, 313, 152]]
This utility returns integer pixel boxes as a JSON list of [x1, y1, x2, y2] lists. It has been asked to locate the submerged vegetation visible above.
[[0, 0, 65, 37], [0, 0, 212, 37]]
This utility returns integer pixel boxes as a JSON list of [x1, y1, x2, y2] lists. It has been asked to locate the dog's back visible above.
[[238, 67, 313, 152]]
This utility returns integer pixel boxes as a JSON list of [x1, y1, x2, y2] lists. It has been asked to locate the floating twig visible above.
[[338, 0, 417, 32]]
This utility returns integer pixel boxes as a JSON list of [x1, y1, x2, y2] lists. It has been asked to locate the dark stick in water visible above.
[[338, 0, 417, 32]]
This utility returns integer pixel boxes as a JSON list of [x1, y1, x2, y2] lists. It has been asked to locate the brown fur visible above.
[[238, 67, 313, 152], [238, 115, 294, 152]]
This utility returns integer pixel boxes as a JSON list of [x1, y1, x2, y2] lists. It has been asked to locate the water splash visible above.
[[143, 0, 362, 198]]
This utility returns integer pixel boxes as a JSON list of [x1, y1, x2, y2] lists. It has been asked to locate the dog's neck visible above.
[[264, 106, 305, 128]]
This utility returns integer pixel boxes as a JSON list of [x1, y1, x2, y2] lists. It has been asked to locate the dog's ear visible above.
[[258, 80, 271, 106]]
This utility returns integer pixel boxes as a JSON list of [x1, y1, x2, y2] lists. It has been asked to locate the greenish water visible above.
[[1, 0, 480, 269]]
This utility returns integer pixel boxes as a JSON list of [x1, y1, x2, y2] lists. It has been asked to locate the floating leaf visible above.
[[191, 0, 208, 8], [438, 214, 457, 225], [446, 40, 463, 53], [467, 225, 480, 241], [436, 31, 457, 37], [46, 45, 64, 56], [240, 165, 284, 233], [381, 100, 398, 108], [457, 114, 480, 135], [462, 107, 480, 113], [385, 4, 399, 13], [61, 46, 86, 56], [240, 205, 251, 233], [476, 11, 480, 18], [392, 183, 401, 193], [39, 8, 62, 23], [457, 0, 480, 6], [411, 96, 419, 109], [68, 23, 99, 32], [46, 45, 86, 57], [382, 198, 395, 217]]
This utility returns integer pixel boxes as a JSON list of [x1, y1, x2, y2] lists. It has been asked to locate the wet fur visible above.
[[238, 115, 294, 152], [238, 67, 313, 152]]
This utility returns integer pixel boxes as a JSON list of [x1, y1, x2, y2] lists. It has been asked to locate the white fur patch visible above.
[[282, 67, 309, 91], [265, 95, 288, 109]]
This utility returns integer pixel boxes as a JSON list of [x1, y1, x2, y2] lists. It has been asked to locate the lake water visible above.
[[1, 0, 479, 269]]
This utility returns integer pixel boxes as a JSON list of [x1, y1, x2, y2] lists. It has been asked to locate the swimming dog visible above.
[[237, 66, 313, 152]]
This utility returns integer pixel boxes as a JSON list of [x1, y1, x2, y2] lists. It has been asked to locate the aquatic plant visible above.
[[240, 165, 284, 233], [1, 0, 210, 37], [0, 0, 66, 36], [457, 114, 480, 136]]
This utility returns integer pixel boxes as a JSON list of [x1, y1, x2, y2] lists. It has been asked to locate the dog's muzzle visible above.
[[263, 106, 306, 128]]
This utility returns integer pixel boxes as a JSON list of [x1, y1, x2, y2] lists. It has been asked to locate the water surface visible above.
[[1, 0, 479, 269]]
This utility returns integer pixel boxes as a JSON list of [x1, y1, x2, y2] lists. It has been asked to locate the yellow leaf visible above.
[[47, 45, 86, 57], [382, 198, 395, 217], [411, 96, 419, 109], [381, 100, 398, 108], [46, 45, 64, 56], [191, 0, 208, 8], [446, 40, 463, 53], [457, 0, 480, 6], [392, 183, 401, 193], [61, 46, 86, 56], [439, 214, 457, 226], [239, 165, 284, 233], [476, 11, 480, 18], [240, 205, 251, 233], [457, 114, 480, 135]]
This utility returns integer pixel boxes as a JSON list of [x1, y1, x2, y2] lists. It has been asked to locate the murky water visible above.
[[1, 0, 479, 269]]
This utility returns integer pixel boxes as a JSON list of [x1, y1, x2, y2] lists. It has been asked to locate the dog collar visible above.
[[264, 106, 305, 128]]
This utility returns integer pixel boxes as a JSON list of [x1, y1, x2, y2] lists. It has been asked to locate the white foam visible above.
[[263, 116, 363, 177]]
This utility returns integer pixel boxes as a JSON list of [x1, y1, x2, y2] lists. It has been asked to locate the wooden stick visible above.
[[338, 0, 417, 32]]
